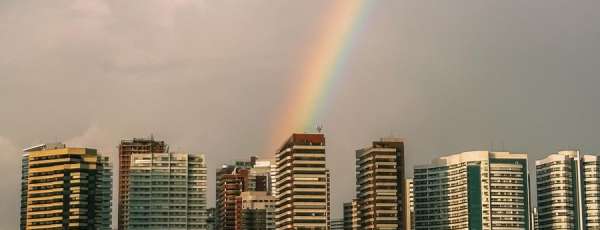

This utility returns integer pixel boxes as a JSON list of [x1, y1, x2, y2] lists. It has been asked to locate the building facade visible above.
[[22, 143, 112, 230], [126, 152, 207, 229], [118, 137, 168, 230], [343, 199, 359, 230], [216, 161, 252, 230], [274, 133, 330, 230], [531, 207, 539, 230], [96, 155, 113, 229], [270, 161, 279, 197], [536, 150, 600, 230], [216, 157, 277, 230], [404, 178, 414, 230], [355, 138, 406, 230], [249, 160, 273, 194], [414, 151, 530, 230], [240, 191, 276, 230]]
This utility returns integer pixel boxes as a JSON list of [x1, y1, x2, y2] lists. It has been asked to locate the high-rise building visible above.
[[404, 178, 414, 230], [343, 199, 359, 230], [326, 168, 332, 228], [240, 191, 276, 230], [22, 143, 112, 230], [126, 152, 207, 229], [274, 133, 330, 230], [216, 160, 252, 230], [21, 143, 71, 230], [216, 157, 274, 230], [118, 137, 167, 230], [21, 149, 28, 230], [96, 155, 113, 229], [536, 150, 600, 229], [414, 151, 530, 230], [355, 138, 406, 230]]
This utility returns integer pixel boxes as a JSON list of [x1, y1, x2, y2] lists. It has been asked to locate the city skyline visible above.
[[16, 134, 600, 229], [2, 0, 600, 229]]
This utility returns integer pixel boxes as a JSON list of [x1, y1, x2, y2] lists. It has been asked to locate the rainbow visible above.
[[267, 0, 373, 152]]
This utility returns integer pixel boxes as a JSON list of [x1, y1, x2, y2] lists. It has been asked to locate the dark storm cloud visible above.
[[1, 0, 600, 228]]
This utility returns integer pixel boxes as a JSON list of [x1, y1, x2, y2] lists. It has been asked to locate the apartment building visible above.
[[22, 143, 112, 230], [536, 150, 600, 229], [118, 137, 167, 230], [240, 191, 276, 230], [414, 151, 530, 230], [216, 161, 252, 230], [404, 178, 414, 230], [343, 199, 359, 230], [275, 133, 330, 230], [127, 152, 208, 229], [355, 138, 406, 230]]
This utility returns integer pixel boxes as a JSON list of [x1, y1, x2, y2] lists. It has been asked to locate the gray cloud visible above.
[[0, 137, 19, 229], [1, 0, 600, 228]]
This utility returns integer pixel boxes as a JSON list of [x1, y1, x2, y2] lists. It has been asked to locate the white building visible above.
[[414, 151, 531, 230], [127, 152, 208, 229], [536, 150, 600, 230]]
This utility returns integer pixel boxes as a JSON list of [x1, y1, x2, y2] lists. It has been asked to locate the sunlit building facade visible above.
[[274, 133, 330, 230], [536, 150, 600, 230], [355, 138, 406, 230], [22, 143, 112, 230], [404, 178, 414, 230], [216, 160, 253, 230], [414, 151, 530, 230], [343, 199, 359, 230]]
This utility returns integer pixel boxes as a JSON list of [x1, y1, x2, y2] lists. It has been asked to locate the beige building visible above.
[[404, 178, 414, 230], [355, 138, 406, 230], [22, 143, 112, 230], [274, 133, 330, 230], [240, 191, 276, 230], [343, 199, 359, 230]]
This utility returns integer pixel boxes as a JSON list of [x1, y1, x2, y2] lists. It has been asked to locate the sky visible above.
[[1, 0, 600, 228]]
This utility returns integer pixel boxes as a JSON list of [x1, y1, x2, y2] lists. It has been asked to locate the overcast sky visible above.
[[1, 0, 600, 228]]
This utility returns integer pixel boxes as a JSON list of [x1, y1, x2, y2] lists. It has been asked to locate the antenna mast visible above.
[[316, 124, 323, 133]]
